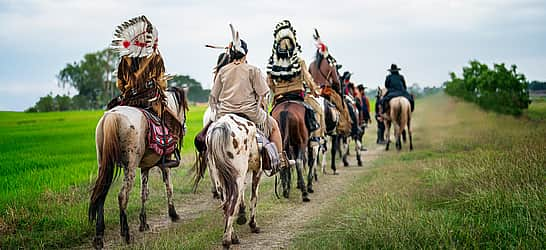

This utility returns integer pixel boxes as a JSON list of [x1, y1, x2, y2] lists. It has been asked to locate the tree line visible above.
[[444, 60, 531, 116], [26, 49, 210, 112]]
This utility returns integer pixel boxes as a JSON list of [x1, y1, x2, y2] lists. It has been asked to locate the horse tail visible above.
[[89, 113, 121, 222], [207, 122, 239, 216]]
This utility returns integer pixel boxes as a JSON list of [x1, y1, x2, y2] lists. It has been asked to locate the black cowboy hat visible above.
[[342, 71, 352, 80], [388, 64, 401, 72]]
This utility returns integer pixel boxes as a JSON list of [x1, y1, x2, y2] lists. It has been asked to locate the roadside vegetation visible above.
[[292, 94, 545, 249]]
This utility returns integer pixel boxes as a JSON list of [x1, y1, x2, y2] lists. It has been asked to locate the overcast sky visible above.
[[1, 0, 545, 111]]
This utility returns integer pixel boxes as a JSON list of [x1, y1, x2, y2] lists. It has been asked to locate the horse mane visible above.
[[167, 86, 189, 111]]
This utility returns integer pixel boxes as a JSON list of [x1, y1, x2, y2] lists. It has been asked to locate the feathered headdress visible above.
[[267, 20, 302, 81], [313, 28, 338, 67], [111, 16, 158, 58], [205, 24, 247, 73]]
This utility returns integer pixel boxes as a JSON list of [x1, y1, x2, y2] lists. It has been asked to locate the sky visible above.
[[1, 0, 545, 111]]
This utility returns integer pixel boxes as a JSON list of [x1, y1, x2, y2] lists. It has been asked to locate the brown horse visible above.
[[89, 87, 188, 249], [379, 87, 413, 151], [271, 101, 311, 202]]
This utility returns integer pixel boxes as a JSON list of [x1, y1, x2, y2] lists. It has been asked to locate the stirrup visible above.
[[280, 151, 295, 168]]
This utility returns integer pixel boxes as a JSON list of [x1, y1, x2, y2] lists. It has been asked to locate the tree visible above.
[[169, 75, 210, 103], [57, 49, 118, 109], [34, 94, 56, 112], [445, 60, 530, 116]]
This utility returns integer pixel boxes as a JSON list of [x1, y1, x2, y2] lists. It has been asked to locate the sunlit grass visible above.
[[292, 94, 546, 249], [0, 106, 207, 248]]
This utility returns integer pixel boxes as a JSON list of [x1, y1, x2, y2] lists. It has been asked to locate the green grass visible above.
[[527, 98, 546, 121], [0, 105, 207, 248], [292, 94, 546, 249]]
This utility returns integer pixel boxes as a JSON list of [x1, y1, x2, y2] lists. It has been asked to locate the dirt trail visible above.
[[231, 145, 384, 250], [78, 144, 385, 249]]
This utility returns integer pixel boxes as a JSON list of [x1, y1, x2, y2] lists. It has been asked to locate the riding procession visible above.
[[87, 16, 415, 249]]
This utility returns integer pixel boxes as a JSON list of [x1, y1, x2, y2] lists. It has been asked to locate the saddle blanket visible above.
[[140, 109, 178, 156]]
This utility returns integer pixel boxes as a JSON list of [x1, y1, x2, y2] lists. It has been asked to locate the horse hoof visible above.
[[302, 196, 311, 202], [357, 161, 362, 167], [139, 223, 150, 232], [93, 236, 104, 250], [307, 187, 314, 193], [169, 205, 180, 222], [212, 191, 221, 199], [236, 215, 247, 225], [332, 171, 339, 175], [283, 190, 289, 199], [222, 240, 231, 249], [343, 161, 349, 167], [251, 226, 261, 233], [231, 234, 240, 244]]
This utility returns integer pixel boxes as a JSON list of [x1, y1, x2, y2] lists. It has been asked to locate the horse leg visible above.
[[321, 137, 328, 175], [307, 144, 317, 193], [402, 129, 407, 143], [139, 169, 150, 232], [249, 170, 262, 233], [160, 167, 180, 221], [356, 139, 362, 166], [330, 135, 338, 174], [342, 137, 349, 167], [385, 121, 391, 151], [236, 194, 247, 225], [280, 167, 290, 198], [296, 150, 310, 202], [118, 166, 136, 243], [408, 115, 414, 151]]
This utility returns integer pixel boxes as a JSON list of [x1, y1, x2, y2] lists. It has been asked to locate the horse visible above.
[[271, 101, 311, 202], [319, 96, 342, 175], [88, 87, 188, 249], [378, 87, 413, 151], [194, 114, 263, 248], [306, 95, 329, 189], [340, 94, 363, 167]]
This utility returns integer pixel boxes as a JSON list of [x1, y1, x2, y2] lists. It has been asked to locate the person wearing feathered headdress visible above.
[[266, 20, 324, 142], [208, 24, 290, 169], [308, 29, 352, 136], [108, 15, 182, 168]]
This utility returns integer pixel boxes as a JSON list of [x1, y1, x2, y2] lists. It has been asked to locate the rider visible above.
[[341, 73, 361, 137], [308, 29, 352, 136], [266, 20, 324, 144], [375, 87, 386, 144], [356, 84, 371, 125], [109, 15, 182, 168], [209, 33, 289, 169], [380, 64, 415, 114]]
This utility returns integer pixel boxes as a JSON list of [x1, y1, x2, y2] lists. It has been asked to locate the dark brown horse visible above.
[[271, 101, 310, 202]]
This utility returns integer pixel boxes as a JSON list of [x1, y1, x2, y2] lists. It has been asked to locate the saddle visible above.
[[273, 95, 320, 133], [140, 109, 179, 157]]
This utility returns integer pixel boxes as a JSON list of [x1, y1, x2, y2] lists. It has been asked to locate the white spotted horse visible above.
[[89, 87, 187, 249], [194, 113, 280, 248]]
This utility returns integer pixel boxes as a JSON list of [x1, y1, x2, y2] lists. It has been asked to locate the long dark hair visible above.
[[315, 50, 324, 67]]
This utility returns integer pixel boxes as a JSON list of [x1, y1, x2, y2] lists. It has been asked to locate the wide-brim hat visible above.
[[388, 64, 401, 71]]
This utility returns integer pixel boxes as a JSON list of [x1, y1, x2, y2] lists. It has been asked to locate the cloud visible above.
[[0, 0, 545, 110]]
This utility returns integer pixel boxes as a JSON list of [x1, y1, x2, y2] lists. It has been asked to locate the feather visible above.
[[205, 44, 228, 49], [111, 15, 158, 58]]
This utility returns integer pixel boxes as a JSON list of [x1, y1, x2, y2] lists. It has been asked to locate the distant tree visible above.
[[57, 49, 118, 109], [34, 94, 56, 112], [445, 60, 530, 116], [54, 95, 72, 111], [529, 81, 546, 91], [169, 75, 210, 103]]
